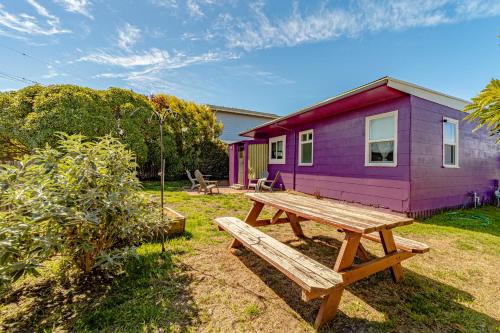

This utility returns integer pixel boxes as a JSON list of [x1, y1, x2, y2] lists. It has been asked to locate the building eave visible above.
[[239, 77, 471, 138], [208, 104, 279, 119]]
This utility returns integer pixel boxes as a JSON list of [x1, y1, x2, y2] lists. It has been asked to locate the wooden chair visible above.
[[194, 170, 219, 194], [259, 171, 281, 192], [186, 170, 200, 190], [248, 171, 269, 191]]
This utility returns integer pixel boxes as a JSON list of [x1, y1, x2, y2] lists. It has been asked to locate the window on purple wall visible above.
[[365, 110, 398, 167], [269, 135, 286, 164], [298, 129, 313, 166], [443, 117, 459, 168]]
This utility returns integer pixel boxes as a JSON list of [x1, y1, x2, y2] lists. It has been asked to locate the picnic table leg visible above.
[[356, 242, 370, 262], [271, 209, 284, 224], [334, 231, 362, 272], [285, 212, 304, 238], [379, 229, 403, 282], [315, 231, 361, 328], [314, 288, 344, 329], [229, 201, 264, 249]]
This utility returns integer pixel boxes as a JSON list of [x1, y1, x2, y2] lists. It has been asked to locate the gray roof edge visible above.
[[208, 104, 279, 119]]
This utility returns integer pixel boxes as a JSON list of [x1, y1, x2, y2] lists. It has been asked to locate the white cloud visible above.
[[89, 48, 239, 96], [79, 48, 168, 67], [151, 0, 177, 8], [80, 48, 238, 69], [117, 23, 141, 50], [224, 0, 500, 51], [42, 64, 67, 79], [55, 0, 93, 19], [0, 2, 69, 36], [187, 0, 204, 17]]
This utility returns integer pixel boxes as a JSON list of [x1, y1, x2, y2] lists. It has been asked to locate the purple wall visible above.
[[409, 96, 499, 212], [268, 96, 412, 212], [228, 143, 238, 186]]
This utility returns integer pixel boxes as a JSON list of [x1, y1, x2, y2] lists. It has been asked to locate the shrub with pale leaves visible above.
[[0, 134, 162, 284]]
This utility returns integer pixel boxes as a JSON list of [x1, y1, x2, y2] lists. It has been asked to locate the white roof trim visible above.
[[239, 76, 471, 137], [386, 78, 470, 111]]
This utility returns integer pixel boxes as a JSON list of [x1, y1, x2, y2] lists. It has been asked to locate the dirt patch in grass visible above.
[[1, 184, 499, 332]]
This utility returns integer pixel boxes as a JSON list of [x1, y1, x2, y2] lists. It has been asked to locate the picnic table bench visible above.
[[214, 192, 429, 328]]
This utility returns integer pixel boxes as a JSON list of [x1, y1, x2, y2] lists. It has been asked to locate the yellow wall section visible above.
[[248, 144, 268, 181]]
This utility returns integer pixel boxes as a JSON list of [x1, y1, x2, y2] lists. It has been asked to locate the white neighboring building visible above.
[[209, 105, 278, 144]]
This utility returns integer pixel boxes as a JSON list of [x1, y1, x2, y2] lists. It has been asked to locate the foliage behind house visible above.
[[0, 85, 227, 179]]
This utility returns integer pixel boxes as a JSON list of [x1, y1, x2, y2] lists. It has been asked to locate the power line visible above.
[[0, 43, 88, 83], [0, 70, 41, 85], [0, 43, 47, 66]]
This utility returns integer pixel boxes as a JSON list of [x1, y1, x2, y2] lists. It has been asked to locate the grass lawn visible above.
[[1, 181, 499, 332]]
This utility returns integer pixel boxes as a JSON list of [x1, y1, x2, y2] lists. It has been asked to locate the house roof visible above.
[[239, 77, 470, 138], [208, 104, 279, 119]]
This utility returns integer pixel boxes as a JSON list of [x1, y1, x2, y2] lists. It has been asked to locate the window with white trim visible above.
[[443, 117, 459, 167], [298, 129, 313, 166], [269, 135, 286, 164], [365, 110, 398, 167]]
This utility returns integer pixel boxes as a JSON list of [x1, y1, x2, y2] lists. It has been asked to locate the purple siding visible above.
[[409, 96, 499, 212], [269, 96, 412, 212], [228, 143, 238, 185]]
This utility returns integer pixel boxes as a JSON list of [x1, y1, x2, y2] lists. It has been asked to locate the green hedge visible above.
[[0, 85, 227, 180]]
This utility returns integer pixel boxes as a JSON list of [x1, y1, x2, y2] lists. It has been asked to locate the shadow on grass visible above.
[[417, 206, 500, 237], [0, 248, 199, 332], [234, 234, 499, 332]]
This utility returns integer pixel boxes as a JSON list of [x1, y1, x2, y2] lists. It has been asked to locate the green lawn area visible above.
[[1, 181, 499, 332]]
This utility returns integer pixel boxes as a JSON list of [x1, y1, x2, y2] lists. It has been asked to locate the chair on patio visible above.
[[194, 169, 219, 194], [186, 170, 200, 190], [259, 171, 281, 192], [248, 171, 269, 191]]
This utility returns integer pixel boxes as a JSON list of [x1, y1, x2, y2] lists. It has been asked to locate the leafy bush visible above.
[[0, 134, 160, 284], [0, 86, 228, 180], [197, 140, 229, 179]]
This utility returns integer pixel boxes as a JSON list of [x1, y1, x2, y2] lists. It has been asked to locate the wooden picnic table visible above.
[[215, 192, 429, 328]]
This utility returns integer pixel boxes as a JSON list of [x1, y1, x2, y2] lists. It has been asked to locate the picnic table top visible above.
[[245, 192, 413, 234]]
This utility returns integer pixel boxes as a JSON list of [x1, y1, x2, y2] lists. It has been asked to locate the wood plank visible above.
[[245, 201, 265, 226], [356, 242, 370, 262], [252, 196, 378, 233], [221, 217, 342, 289], [341, 251, 414, 285], [362, 232, 429, 253], [253, 218, 290, 227], [286, 212, 305, 238], [334, 232, 361, 272], [246, 192, 413, 234], [314, 288, 344, 329], [215, 217, 343, 295], [259, 194, 385, 230], [247, 192, 412, 223], [231, 201, 265, 249], [271, 209, 284, 224], [379, 229, 403, 282]]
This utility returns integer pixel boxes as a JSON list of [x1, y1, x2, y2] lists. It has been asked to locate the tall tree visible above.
[[464, 79, 500, 143]]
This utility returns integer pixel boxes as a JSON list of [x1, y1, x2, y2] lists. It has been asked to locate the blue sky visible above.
[[0, 0, 499, 115]]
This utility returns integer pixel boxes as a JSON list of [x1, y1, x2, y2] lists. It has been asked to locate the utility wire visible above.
[[0, 70, 40, 85], [0, 43, 88, 83]]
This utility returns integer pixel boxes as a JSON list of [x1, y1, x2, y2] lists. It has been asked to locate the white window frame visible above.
[[365, 110, 398, 167], [298, 129, 314, 166], [442, 117, 459, 168], [269, 135, 286, 164]]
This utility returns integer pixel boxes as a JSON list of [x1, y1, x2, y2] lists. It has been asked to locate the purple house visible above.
[[228, 77, 499, 217]]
